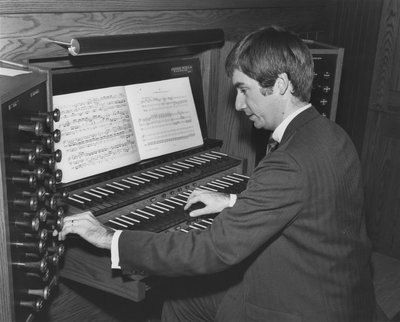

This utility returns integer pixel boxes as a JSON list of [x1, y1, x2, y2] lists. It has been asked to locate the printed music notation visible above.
[[53, 87, 140, 183], [125, 77, 203, 159], [53, 77, 203, 183]]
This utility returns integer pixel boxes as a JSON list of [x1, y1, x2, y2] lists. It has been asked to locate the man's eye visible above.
[[239, 88, 247, 94]]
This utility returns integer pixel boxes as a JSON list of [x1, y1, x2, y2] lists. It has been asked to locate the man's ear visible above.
[[275, 73, 290, 95]]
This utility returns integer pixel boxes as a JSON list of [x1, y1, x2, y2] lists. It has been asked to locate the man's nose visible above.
[[235, 95, 246, 111]]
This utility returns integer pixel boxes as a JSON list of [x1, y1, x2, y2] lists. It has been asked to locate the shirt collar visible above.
[[272, 103, 311, 143]]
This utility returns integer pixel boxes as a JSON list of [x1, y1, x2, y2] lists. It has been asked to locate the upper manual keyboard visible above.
[[66, 150, 242, 216]]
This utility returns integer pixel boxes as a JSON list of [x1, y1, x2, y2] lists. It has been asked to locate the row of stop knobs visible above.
[[7, 109, 67, 315], [9, 108, 64, 213]]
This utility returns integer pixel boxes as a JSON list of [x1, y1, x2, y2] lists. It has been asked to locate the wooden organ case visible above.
[[0, 65, 65, 321], [21, 29, 247, 315]]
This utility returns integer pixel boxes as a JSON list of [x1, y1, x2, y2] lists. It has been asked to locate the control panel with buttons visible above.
[[307, 40, 344, 121]]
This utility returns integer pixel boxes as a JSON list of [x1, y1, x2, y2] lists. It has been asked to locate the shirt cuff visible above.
[[111, 230, 123, 269], [229, 194, 237, 207]]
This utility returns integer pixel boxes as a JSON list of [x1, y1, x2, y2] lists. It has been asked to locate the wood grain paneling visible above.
[[391, 23, 400, 92], [0, 7, 332, 62], [0, 0, 337, 14], [199, 48, 220, 139], [366, 0, 399, 114], [332, 0, 383, 154], [362, 0, 400, 259], [363, 112, 400, 259]]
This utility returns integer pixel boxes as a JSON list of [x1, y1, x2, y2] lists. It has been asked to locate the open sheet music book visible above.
[[53, 77, 203, 183]]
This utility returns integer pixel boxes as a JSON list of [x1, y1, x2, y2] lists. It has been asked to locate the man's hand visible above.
[[54, 211, 114, 250], [184, 189, 231, 217]]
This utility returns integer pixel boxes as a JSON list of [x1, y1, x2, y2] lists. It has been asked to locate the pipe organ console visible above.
[[39, 53, 247, 303], [0, 65, 65, 321], [61, 152, 247, 301], [0, 29, 248, 313], [0, 31, 344, 320]]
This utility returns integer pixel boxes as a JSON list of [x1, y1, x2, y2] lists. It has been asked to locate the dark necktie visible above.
[[266, 138, 279, 156]]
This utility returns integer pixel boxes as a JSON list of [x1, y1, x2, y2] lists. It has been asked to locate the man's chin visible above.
[[252, 122, 262, 129], [252, 122, 269, 131]]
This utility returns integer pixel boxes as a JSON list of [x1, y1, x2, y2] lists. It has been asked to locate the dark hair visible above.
[[225, 26, 314, 102]]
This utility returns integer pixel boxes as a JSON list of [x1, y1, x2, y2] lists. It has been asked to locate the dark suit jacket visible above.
[[119, 107, 376, 322]]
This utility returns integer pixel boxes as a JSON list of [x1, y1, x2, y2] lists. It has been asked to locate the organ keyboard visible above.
[[105, 170, 248, 234], [67, 150, 242, 215], [60, 147, 247, 301]]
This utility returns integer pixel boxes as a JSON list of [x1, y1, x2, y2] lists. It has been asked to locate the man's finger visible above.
[[58, 222, 73, 240], [63, 211, 93, 223], [189, 207, 210, 217], [184, 195, 203, 210]]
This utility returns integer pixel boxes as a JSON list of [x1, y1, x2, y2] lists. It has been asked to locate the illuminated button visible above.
[[323, 71, 331, 79], [322, 86, 331, 94], [319, 99, 328, 106]]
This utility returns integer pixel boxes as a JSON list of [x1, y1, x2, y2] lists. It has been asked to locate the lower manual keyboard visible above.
[[105, 172, 249, 233]]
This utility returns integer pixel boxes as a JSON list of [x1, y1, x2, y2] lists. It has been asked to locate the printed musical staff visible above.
[[125, 77, 203, 159], [53, 87, 140, 183], [53, 77, 203, 183]]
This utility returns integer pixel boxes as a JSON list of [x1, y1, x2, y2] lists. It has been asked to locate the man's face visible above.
[[232, 69, 282, 131]]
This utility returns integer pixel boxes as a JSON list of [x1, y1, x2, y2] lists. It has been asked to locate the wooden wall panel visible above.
[[362, 0, 400, 259], [0, 0, 337, 14], [392, 29, 400, 92], [0, 7, 332, 62], [199, 48, 220, 139], [332, 0, 383, 154], [363, 112, 400, 259]]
